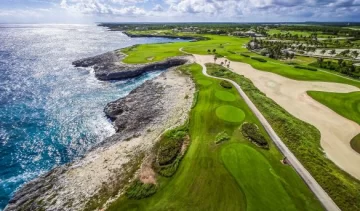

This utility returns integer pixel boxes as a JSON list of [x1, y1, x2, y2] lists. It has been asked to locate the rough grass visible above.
[[307, 91, 360, 125], [107, 63, 323, 211], [350, 134, 360, 154], [207, 63, 360, 211]]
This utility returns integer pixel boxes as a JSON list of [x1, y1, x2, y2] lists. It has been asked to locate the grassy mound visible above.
[[215, 91, 236, 102], [350, 134, 360, 154], [307, 91, 360, 125], [241, 122, 268, 148], [216, 105, 245, 123]]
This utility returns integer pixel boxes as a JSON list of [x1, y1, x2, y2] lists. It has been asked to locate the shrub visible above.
[[125, 180, 157, 199], [156, 125, 188, 165], [251, 57, 267, 62], [240, 53, 250, 57], [215, 131, 230, 144], [157, 129, 186, 166], [220, 80, 232, 89], [286, 62, 299, 65], [294, 65, 317, 71], [241, 122, 268, 147]]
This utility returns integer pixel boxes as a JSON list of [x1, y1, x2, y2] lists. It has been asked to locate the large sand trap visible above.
[[194, 54, 360, 180]]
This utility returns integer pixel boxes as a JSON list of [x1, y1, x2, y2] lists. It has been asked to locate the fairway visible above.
[[222, 144, 296, 211], [215, 90, 236, 101], [107, 63, 323, 211], [350, 134, 360, 154], [216, 105, 245, 123], [307, 91, 360, 125]]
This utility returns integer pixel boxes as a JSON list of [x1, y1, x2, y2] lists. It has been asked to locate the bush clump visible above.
[[240, 53, 250, 57], [251, 57, 267, 62], [294, 65, 317, 71], [241, 122, 268, 148], [220, 80, 232, 89], [215, 131, 230, 144], [126, 180, 157, 199], [157, 128, 187, 166]]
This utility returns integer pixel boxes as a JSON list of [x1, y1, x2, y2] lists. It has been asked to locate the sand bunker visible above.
[[194, 54, 360, 180]]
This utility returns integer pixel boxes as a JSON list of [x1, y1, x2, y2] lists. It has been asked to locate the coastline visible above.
[[5, 47, 195, 210]]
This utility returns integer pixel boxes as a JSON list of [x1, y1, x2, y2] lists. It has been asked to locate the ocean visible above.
[[0, 24, 186, 210]]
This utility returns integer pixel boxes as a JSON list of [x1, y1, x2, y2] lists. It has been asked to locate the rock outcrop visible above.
[[73, 51, 192, 81]]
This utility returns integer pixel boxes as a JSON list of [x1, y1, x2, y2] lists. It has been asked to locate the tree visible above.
[[330, 49, 336, 55], [207, 49, 211, 54], [320, 49, 326, 55], [221, 62, 224, 66], [213, 49, 216, 53], [214, 56, 217, 63]]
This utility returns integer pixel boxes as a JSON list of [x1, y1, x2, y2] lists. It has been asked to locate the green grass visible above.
[[215, 90, 236, 101], [307, 91, 360, 125], [216, 105, 246, 123], [107, 63, 322, 211], [207, 64, 360, 211], [350, 134, 360, 154], [222, 144, 296, 210]]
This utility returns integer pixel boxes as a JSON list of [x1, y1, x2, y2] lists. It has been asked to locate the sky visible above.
[[0, 0, 359, 23]]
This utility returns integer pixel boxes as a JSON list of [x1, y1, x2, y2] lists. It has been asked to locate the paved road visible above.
[[193, 57, 341, 211]]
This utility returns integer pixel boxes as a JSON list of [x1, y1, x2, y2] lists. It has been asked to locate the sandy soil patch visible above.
[[194, 54, 360, 180]]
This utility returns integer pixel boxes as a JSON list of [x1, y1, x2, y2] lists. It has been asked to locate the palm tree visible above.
[[320, 49, 326, 55], [329, 49, 336, 55]]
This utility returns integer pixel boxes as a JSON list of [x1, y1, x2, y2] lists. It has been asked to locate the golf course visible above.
[[106, 31, 360, 211], [107, 63, 323, 211]]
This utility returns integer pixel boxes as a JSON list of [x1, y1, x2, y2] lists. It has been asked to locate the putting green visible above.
[[350, 133, 360, 154], [197, 79, 212, 86], [216, 105, 245, 123], [215, 91, 236, 102]]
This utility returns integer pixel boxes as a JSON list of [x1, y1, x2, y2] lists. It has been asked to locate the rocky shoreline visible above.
[[73, 51, 192, 81], [5, 52, 195, 211]]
